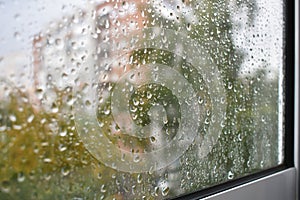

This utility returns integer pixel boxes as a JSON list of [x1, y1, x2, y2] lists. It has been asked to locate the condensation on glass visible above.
[[0, 0, 284, 199]]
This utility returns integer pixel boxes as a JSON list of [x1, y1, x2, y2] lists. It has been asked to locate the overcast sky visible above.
[[0, 0, 282, 84]]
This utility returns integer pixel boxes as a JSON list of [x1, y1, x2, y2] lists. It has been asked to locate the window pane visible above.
[[0, 0, 284, 199]]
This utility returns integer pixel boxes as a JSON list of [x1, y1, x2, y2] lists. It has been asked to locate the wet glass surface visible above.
[[0, 0, 284, 199]]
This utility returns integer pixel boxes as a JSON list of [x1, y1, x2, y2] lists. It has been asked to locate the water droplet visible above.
[[139, 98, 144, 105], [150, 136, 156, 143], [220, 120, 225, 128], [99, 121, 104, 128], [97, 173, 102, 180], [51, 103, 59, 113], [9, 114, 17, 122], [146, 91, 152, 99], [133, 154, 140, 163], [44, 173, 52, 181], [43, 158, 52, 163], [14, 14, 20, 20], [61, 167, 70, 176], [58, 144, 67, 152], [163, 116, 168, 125], [130, 106, 137, 112], [13, 124, 22, 130], [186, 23, 191, 31], [17, 172, 25, 182], [227, 171, 234, 180], [186, 171, 191, 179], [238, 133, 242, 141], [220, 97, 225, 104], [14, 32, 21, 40], [204, 118, 209, 125], [132, 98, 139, 106], [0, 125, 7, 131], [103, 108, 110, 115], [122, 1, 129, 9], [100, 184, 106, 192], [162, 186, 170, 196], [62, 73, 68, 80], [137, 174, 142, 183], [27, 114, 34, 123], [198, 97, 204, 104], [67, 96, 74, 106], [154, 186, 159, 196], [55, 38, 64, 49], [105, 19, 110, 29], [59, 130, 67, 137], [148, 166, 154, 175], [154, 73, 158, 81], [85, 100, 91, 107], [1, 180, 10, 193]]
